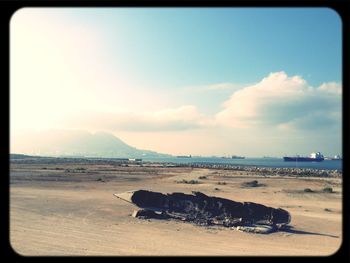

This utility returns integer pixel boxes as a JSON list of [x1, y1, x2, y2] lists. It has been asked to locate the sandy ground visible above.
[[10, 162, 342, 256]]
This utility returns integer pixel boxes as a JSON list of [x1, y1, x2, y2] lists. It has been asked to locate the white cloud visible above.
[[63, 105, 211, 132], [12, 69, 342, 156], [317, 82, 342, 95], [206, 82, 248, 91], [215, 71, 341, 130], [63, 72, 341, 133], [181, 82, 251, 93]]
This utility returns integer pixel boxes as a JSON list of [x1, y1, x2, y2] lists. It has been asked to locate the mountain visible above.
[[11, 130, 171, 158], [10, 153, 39, 159]]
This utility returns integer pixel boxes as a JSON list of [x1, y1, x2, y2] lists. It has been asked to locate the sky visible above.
[[10, 8, 342, 157]]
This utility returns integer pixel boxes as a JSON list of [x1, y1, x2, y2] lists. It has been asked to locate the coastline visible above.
[[10, 156, 343, 178]]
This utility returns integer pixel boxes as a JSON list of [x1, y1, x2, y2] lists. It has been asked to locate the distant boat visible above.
[[128, 158, 142, 162], [283, 152, 324, 162], [231, 155, 245, 159], [331, 155, 342, 160], [176, 155, 192, 158], [324, 155, 342, 161]]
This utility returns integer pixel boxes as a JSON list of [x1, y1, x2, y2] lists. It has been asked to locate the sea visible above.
[[142, 157, 342, 171]]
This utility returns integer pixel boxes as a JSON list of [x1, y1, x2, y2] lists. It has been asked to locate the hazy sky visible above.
[[10, 8, 342, 157]]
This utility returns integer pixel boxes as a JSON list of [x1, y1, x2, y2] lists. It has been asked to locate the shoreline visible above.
[[10, 156, 342, 178], [172, 163, 342, 177]]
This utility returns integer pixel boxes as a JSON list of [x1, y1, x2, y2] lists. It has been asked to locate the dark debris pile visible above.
[[130, 190, 291, 229]]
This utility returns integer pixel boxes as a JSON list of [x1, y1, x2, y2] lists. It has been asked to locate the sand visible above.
[[10, 161, 342, 256]]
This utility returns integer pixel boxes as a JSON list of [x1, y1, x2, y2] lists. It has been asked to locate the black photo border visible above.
[[1, 0, 349, 262]]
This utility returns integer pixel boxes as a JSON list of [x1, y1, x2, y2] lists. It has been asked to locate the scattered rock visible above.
[[303, 188, 314, 193], [235, 225, 276, 234], [176, 179, 200, 184], [180, 163, 342, 177], [322, 187, 333, 193]]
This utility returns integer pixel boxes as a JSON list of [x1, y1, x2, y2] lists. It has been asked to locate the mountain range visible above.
[[11, 130, 171, 158]]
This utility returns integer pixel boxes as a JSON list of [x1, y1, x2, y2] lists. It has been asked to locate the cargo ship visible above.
[[283, 152, 324, 162], [231, 155, 245, 159]]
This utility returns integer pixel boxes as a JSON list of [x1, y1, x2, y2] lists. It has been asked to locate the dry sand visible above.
[[10, 162, 342, 256]]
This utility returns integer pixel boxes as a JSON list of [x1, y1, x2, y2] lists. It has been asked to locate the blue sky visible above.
[[68, 8, 341, 86], [11, 8, 342, 156]]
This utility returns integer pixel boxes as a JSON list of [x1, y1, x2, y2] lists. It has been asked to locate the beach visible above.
[[10, 158, 342, 256]]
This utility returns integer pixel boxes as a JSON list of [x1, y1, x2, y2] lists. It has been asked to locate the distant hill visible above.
[[11, 130, 171, 159], [10, 153, 39, 159]]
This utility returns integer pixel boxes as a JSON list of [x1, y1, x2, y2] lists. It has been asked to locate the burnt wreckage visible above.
[[114, 190, 291, 234]]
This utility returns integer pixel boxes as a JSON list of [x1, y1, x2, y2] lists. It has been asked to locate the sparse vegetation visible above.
[[96, 177, 106, 182], [285, 187, 335, 195], [176, 179, 200, 184], [217, 181, 226, 185], [214, 187, 220, 191], [198, 176, 207, 179], [241, 180, 264, 188], [324, 208, 332, 212]]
